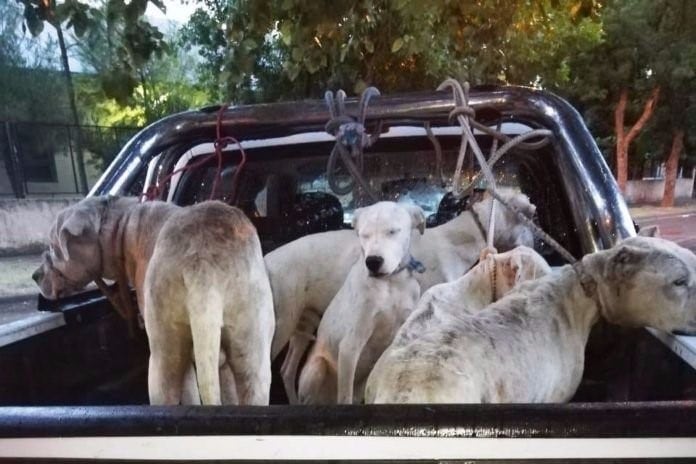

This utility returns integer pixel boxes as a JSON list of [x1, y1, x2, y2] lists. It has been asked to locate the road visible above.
[[634, 211, 696, 253]]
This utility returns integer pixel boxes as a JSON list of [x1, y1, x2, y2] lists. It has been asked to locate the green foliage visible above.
[[181, 0, 604, 103], [565, 0, 696, 166], [75, 22, 213, 127], [0, 2, 69, 123], [14, 0, 169, 101]]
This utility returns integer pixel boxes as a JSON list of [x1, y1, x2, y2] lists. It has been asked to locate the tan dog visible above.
[[365, 237, 696, 404], [267, 189, 537, 403], [33, 196, 274, 405]]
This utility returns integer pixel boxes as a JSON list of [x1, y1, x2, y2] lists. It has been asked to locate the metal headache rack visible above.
[[95, 86, 634, 254]]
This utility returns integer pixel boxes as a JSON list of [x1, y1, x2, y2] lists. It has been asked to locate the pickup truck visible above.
[[0, 86, 694, 462]]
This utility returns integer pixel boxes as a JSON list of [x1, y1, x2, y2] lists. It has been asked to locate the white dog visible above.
[[267, 189, 536, 402], [386, 246, 551, 349], [365, 236, 696, 404], [296, 202, 424, 404], [33, 197, 274, 405]]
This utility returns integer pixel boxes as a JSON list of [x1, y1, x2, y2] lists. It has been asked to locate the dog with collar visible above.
[[296, 201, 425, 404], [33, 196, 274, 405], [365, 236, 696, 404], [268, 188, 536, 403]]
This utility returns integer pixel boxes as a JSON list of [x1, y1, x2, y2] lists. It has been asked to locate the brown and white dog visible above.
[[365, 237, 696, 404], [33, 196, 274, 405]]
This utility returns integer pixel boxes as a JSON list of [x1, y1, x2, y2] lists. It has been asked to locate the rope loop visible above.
[[140, 103, 247, 204], [437, 78, 575, 263], [324, 87, 381, 202]]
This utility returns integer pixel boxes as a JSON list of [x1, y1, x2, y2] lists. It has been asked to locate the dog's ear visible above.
[[57, 209, 99, 261], [637, 224, 660, 238], [606, 244, 651, 280], [404, 204, 426, 235], [351, 207, 364, 233]]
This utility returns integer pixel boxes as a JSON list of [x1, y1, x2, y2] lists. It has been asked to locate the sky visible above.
[[146, 0, 199, 25], [14, 0, 199, 72]]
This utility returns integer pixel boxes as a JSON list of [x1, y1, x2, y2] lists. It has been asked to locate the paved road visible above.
[[634, 211, 696, 253]]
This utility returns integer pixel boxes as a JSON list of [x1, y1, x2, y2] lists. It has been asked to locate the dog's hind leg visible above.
[[146, 321, 192, 405], [297, 344, 336, 405], [189, 288, 223, 405], [220, 362, 239, 404], [224, 328, 271, 405], [280, 308, 321, 404], [181, 364, 201, 405], [144, 287, 192, 405]]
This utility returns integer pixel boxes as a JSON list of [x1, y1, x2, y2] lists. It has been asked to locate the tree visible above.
[[15, 0, 168, 192], [74, 30, 211, 127], [613, 86, 660, 192], [182, 0, 603, 103], [565, 0, 695, 205], [646, 0, 696, 207], [560, 0, 666, 194], [0, 2, 68, 122], [72, 3, 208, 126]]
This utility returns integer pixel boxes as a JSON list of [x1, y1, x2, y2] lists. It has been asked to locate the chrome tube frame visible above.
[[91, 86, 635, 253]]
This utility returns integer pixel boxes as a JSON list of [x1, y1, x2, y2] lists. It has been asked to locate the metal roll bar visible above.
[[91, 85, 635, 253]]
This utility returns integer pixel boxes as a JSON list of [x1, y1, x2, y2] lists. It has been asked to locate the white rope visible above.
[[438, 78, 577, 263]]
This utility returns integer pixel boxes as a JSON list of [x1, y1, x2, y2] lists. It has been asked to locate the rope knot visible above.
[[324, 87, 381, 201], [336, 121, 370, 152], [449, 105, 476, 123]]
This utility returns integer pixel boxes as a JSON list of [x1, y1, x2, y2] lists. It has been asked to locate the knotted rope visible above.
[[324, 87, 382, 202], [438, 78, 577, 264], [141, 104, 247, 204]]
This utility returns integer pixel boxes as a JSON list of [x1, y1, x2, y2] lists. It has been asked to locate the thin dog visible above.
[[33, 196, 274, 405], [365, 236, 696, 403]]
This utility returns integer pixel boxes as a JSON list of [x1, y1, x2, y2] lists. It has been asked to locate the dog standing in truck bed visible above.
[[365, 236, 696, 404], [297, 201, 425, 405], [33, 196, 274, 405]]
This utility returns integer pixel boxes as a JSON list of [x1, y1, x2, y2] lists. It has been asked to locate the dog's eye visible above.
[[673, 278, 688, 287], [387, 228, 399, 236]]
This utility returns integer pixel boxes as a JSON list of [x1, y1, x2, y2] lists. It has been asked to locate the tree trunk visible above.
[[613, 86, 660, 193], [53, 19, 89, 194], [661, 128, 685, 207]]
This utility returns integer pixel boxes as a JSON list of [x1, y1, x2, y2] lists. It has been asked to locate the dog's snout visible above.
[[32, 267, 43, 284], [365, 255, 384, 273]]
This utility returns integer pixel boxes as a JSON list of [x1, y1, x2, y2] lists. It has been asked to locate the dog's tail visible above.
[[189, 286, 223, 405]]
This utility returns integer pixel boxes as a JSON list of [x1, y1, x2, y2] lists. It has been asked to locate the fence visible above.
[[0, 121, 139, 198]]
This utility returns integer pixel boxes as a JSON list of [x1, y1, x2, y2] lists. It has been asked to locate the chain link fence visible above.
[[0, 121, 139, 198]]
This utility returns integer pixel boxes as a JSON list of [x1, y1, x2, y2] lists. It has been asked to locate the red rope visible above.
[[141, 103, 248, 204]]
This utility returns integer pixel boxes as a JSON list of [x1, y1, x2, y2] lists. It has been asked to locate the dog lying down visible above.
[[366, 236, 696, 404], [297, 201, 425, 405], [33, 197, 274, 405]]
